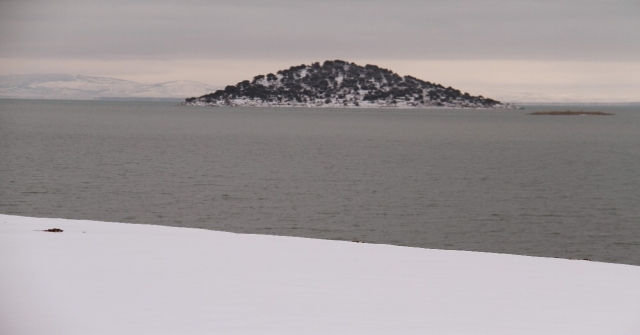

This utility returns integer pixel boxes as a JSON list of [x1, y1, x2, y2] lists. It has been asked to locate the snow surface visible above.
[[1, 214, 639, 335]]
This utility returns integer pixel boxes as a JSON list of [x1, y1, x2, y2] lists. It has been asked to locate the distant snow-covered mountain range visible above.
[[0, 74, 219, 100]]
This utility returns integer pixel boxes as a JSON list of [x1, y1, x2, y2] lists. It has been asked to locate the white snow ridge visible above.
[[2, 214, 639, 335]]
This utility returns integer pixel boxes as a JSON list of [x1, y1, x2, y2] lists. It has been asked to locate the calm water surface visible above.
[[1, 99, 639, 265]]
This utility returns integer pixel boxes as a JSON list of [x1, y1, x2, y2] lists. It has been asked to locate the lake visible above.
[[1, 99, 639, 265]]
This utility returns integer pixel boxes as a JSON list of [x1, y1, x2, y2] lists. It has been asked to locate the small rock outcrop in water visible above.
[[184, 60, 513, 109], [529, 111, 614, 115]]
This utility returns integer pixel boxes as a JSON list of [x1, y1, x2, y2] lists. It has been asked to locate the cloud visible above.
[[1, 0, 638, 61], [1, 0, 638, 101]]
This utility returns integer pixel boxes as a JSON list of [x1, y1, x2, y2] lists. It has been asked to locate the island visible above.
[[2, 214, 639, 334], [184, 60, 515, 109]]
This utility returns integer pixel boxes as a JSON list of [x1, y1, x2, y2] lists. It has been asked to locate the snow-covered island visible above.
[[184, 60, 515, 109], [2, 214, 639, 334]]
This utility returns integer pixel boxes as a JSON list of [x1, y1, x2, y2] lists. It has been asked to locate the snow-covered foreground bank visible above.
[[1, 214, 639, 335]]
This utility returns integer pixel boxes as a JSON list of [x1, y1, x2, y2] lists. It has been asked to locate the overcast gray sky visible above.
[[1, 0, 639, 101]]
